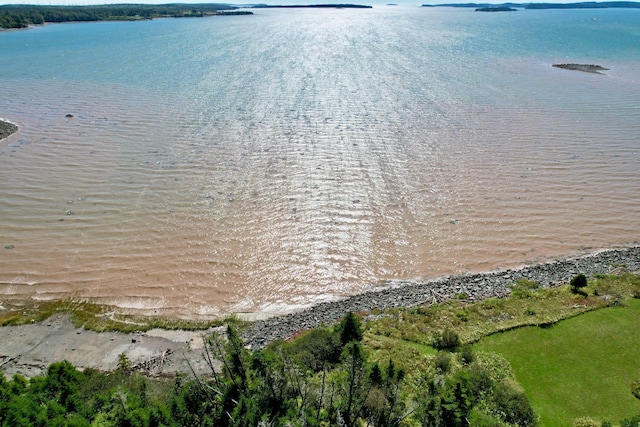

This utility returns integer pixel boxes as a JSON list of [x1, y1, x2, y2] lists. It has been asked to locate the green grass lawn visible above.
[[475, 298, 640, 426]]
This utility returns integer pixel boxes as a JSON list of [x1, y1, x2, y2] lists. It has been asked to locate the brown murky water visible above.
[[1, 10, 639, 319]]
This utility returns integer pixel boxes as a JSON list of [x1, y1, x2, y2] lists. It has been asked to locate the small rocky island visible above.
[[475, 6, 517, 11], [0, 119, 18, 141], [552, 63, 609, 74]]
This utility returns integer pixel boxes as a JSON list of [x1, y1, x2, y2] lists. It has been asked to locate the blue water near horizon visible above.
[[1, 6, 639, 318], [2, 7, 639, 90]]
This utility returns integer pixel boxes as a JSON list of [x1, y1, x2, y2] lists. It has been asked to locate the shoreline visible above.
[[242, 246, 640, 347], [1, 246, 639, 377], [0, 118, 18, 141]]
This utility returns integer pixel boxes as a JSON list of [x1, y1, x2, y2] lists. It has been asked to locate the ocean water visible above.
[[1, 6, 639, 319]]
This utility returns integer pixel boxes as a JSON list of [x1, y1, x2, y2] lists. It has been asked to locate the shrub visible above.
[[459, 344, 475, 365], [468, 409, 504, 426], [284, 328, 341, 371], [570, 273, 588, 294], [631, 379, 640, 400], [494, 382, 537, 427], [572, 417, 599, 427], [434, 351, 451, 374], [620, 414, 640, 427], [432, 329, 461, 351], [572, 417, 602, 427], [455, 310, 469, 322], [511, 279, 540, 299], [335, 311, 363, 346]]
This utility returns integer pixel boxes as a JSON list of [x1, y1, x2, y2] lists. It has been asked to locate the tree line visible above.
[[0, 4, 240, 29]]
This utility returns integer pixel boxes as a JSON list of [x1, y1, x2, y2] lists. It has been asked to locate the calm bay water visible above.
[[1, 7, 639, 319]]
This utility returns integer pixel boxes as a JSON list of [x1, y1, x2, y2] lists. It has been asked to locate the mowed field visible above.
[[475, 298, 640, 426]]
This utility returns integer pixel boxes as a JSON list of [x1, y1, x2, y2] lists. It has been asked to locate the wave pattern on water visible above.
[[1, 7, 639, 318]]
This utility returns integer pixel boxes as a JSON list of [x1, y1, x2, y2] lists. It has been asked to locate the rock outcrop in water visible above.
[[552, 63, 609, 74], [0, 119, 18, 141], [243, 247, 640, 348]]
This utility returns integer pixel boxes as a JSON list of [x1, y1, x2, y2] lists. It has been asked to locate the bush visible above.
[[572, 417, 599, 427], [335, 311, 363, 346], [631, 379, 640, 400], [570, 274, 588, 294], [284, 328, 341, 371], [432, 329, 461, 351], [620, 414, 640, 427], [459, 344, 475, 365], [434, 351, 451, 374], [468, 409, 504, 426], [511, 279, 540, 299], [494, 382, 537, 427]]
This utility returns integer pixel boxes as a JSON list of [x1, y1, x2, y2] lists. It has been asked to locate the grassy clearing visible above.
[[475, 297, 640, 426], [363, 274, 638, 373], [0, 298, 237, 332]]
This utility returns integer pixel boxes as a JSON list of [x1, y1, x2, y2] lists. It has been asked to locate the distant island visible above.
[[250, 4, 372, 8], [475, 6, 517, 11], [553, 63, 609, 74], [423, 1, 640, 8], [0, 4, 252, 30], [526, 1, 640, 7]]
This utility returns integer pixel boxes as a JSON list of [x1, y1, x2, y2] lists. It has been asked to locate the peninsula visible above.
[[0, 3, 252, 30]]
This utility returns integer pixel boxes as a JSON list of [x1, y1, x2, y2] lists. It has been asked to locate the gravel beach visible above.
[[242, 247, 640, 348]]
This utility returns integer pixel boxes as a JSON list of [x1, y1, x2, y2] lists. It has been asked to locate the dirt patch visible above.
[[0, 314, 220, 379]]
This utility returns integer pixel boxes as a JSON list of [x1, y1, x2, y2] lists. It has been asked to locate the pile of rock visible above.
[[0, 119, 18, 140]]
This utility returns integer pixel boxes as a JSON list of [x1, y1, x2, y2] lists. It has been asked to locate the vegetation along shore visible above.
[[0, 4, 252, 30], [1, 247, 639, 426], [243, 246, 640, 347]]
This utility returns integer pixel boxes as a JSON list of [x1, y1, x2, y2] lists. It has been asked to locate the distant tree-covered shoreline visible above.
[[424, 1, 640, 8], [0, 3, 250, 30]]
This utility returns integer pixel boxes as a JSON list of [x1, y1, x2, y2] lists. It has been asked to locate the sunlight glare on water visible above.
[[1, 7, 639, 318]]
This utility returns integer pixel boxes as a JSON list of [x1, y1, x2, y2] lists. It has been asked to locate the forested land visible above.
[[0, 4, 248, 30], [0, 314, 540, 427]]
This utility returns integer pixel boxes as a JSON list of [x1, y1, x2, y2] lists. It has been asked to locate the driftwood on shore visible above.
[[242, 247, 640, 348], [0, 119, 18, 141]]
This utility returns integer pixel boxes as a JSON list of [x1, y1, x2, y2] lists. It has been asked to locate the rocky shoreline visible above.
[[0, 119, 18, 141], [242, 247, 640, 348], [1, 246, 638, 377]]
